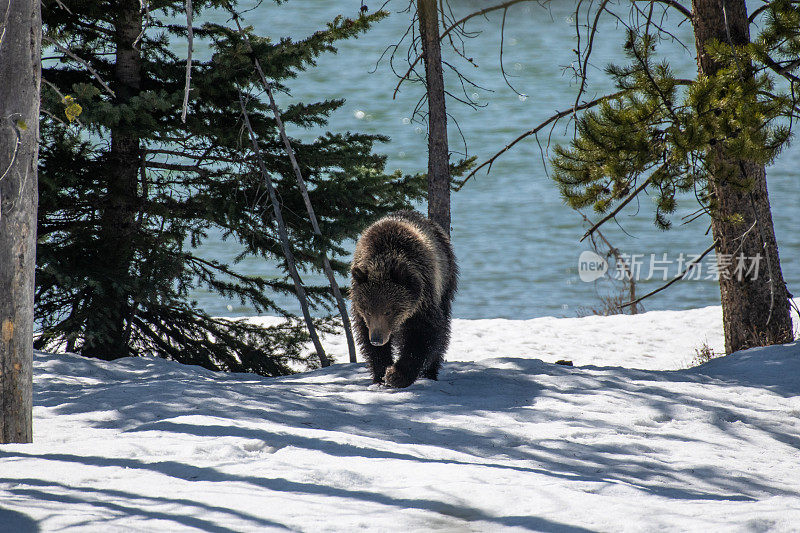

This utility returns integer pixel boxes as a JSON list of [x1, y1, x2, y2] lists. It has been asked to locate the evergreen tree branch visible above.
[[145, 148, 238, 163], [143, 161, 216, 175], [629, 33, 681, 122], [184, 253, 279, 289]]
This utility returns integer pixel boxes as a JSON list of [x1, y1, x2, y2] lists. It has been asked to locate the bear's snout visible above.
[[369, 331, 390, 346]]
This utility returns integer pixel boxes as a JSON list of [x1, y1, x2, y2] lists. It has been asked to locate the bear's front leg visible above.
[[383, 362, 422, 388], [384, 316, 439, 388], [353, 315, 393, 383]]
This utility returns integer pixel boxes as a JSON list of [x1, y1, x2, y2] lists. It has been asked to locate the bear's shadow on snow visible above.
[[13, 348, 800, 531]]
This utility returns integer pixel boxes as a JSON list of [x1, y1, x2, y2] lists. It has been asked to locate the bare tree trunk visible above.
[[247, 51, 357, 364], [418, 0, 451, 234], [82, 3, 143, 359], [0, 0, 40, 443], [691, 0, 793, 353], [238, 92, 330, 368]]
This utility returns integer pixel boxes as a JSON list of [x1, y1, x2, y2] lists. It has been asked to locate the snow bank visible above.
[[1, 305, 799, 532], [250, 303, 732, 370]]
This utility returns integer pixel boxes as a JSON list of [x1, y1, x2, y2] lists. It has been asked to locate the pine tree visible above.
[[552, 0, 798, 353], [37, 1, 425, 374]]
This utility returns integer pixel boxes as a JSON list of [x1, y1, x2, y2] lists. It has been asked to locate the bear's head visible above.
[[351, 261, 422, 346]]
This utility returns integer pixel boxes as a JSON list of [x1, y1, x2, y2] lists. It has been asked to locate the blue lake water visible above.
[[191, 0, 799, 320]]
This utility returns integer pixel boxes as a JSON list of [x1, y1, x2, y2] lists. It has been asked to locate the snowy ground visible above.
[[2, 305, 799, 532]]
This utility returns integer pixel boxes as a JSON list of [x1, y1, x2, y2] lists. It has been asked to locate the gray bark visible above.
[[238, 92, 330, 368], [251, 56, 357, 364], [0, 0, 40, 443], [691, 0, 793, 353], [418, 0, 451, 234]]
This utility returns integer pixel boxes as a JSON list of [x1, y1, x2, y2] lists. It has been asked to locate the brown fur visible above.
[[351, 210, 457, 387]]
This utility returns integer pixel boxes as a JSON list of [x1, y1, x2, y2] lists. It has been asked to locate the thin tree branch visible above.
[[573, 0, 611, 114], [760, 54, 800, 84], [257, 61, 357, 364], [748, 2, 770, 23], [579, 210, 640, 314], [456, 89, 628, 190], [393, 0, 543, 98], [620, 240, 717, 308], [637, 0, 693, 20], [498, 7, 523, 96], [42, 35, 115, 97], [49, 0, 72, 14], [134, 0, 151, 49], [42, 78, 84, 127], [580, 174, 656, 242], [181, 0, 193, 123], [233, 15, 357, 364], [143, 161, 215, 174]]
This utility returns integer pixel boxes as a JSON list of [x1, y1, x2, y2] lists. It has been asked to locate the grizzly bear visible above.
[[350, 210, 458, 388]]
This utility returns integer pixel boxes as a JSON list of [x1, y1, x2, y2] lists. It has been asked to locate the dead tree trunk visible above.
[[237, 25, 357, 364], [259, 73, 357, 364], [238, 92, 330, 368], [0, 0, 40, 443], [82, 3, 143, 359], [691, 0, 793, 353], [418, 0, 451, 234]]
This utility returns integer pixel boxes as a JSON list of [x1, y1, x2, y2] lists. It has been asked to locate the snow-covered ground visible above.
[[2, 305, 799, 532]]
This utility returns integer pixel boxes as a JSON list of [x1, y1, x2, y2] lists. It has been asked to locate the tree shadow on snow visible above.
[[14, 345, 800, 531], [0, 507, 39, 533], [1, 450, 597, 533], [0, 477, 288, 532]]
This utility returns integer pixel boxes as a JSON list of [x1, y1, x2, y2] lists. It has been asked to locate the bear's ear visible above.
[[351, 267, 368, 283]]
